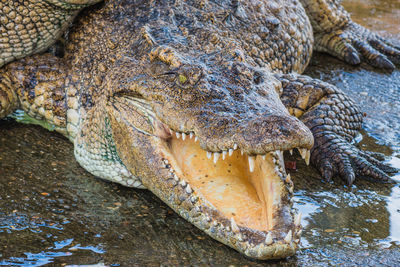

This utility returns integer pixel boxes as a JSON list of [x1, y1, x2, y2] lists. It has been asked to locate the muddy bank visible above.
[[1, 0, 400, 266]]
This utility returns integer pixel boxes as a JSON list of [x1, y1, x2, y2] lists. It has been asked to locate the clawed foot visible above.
[[311, 131, 398, 185], [315, 22, 400, 70]]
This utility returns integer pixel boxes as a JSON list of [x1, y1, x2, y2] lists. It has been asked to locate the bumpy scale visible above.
[[0, 0, 399, 260]]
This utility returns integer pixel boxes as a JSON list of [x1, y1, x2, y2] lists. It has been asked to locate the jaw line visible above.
[[112, 97, 305, 259], [148, 127, 303, 259]]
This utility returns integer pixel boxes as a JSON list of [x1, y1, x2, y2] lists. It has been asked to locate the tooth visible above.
[[176, 132, 181, 139], [190, 195, 198, 203], [278, 150, 284, 160], [295, 212, 302, 227], [207, 152, 212, 159], [173, 174, 179, 181], [241, 150, 244, 155], [222, 151, 227, 160], [194, 136, 198, 142], [248, 156, 255, 172], [262, 155, 266, 160], [231, 217, 240, 233], [285, 173, 292, 184], [182, 133, 186, 140], [169, 129, 174, 135], [189, 132, 194, 139], [213, 152, 220, 164], [298, 148, 307, 159], [296, 229, 303, 237], [290, 149, 293, 155], [284, 230, 292, 244], [180, 179, 187, 187], [265, 232, 273, 245], [185, 184, 192, 194], [228, 148, 233, 156], [305, 150, 310, 166], [233, 144, 238, 150], [237, 233, 243, 242]]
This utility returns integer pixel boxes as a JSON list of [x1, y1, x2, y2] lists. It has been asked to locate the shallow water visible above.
[[1, 0, 400, 266]]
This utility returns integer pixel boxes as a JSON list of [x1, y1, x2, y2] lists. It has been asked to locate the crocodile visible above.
[[0, 0, 399, 260]]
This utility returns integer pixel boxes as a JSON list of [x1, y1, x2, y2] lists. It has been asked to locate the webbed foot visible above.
[[311, 131, 398, 185], [315, 22, 400, 70]]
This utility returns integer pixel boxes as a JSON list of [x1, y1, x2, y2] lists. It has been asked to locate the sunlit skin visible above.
[[0, 0, 398, 260]]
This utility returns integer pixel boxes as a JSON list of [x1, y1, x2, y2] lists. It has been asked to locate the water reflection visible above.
[[0, 0, 399, 265], [0, 213, 105, 266], [299, 61, 400, 258], [300, 0, 400, 253], [387, 160, 400, 245]]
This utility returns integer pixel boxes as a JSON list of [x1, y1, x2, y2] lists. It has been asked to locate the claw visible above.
[[338, 157, 355, 185], [344, 47, 361, 65], [373, 55, 395, 70], [345, 171, 355, 185], [369, 39, 400, 65], [320, 160, 333, 182]]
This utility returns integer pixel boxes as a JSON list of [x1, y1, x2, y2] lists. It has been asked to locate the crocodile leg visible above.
[[0, 73, 17, 119], [0, 54, 73, 133], [1, 53, 144, 188], [299, 0, 400, 70], [0, 0, 101, 67], [276, 73, 398, 185]]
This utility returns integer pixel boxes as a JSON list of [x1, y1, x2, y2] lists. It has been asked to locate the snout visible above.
[[238, 114, 314, 154]]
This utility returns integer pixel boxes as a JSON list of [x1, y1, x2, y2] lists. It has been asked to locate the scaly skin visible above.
[[0, 0, 101, 67], [300, 0, 400, 70], [0, 0, 398, 260]]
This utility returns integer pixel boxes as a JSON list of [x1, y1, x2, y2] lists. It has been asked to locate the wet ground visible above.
[[1, 0, 400, 266]]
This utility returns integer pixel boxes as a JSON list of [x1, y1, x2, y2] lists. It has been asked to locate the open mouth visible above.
[[154, 123, 305, 258], [163, 133, 287, 231], [112, 96, 306, 258]]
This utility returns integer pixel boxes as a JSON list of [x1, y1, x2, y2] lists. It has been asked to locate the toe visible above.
[[361, 152, 399, 173], [338, 156, 355, 185], [319, 159, 334, 182], [342, 44, 361, 65], [354, 157, 392, 182], [365, 151, 386, 161], [353, 40, 395, 70], [369, 39, 400, 65]]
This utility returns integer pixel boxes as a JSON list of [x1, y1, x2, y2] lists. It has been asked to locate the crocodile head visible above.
[[105, 47, 313, 259]]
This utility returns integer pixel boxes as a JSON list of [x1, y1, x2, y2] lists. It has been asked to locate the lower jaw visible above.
[[151, 134, 301, 259]]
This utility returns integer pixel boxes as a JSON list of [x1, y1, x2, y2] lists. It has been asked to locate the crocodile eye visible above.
[[178, 74, 187, 84]]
